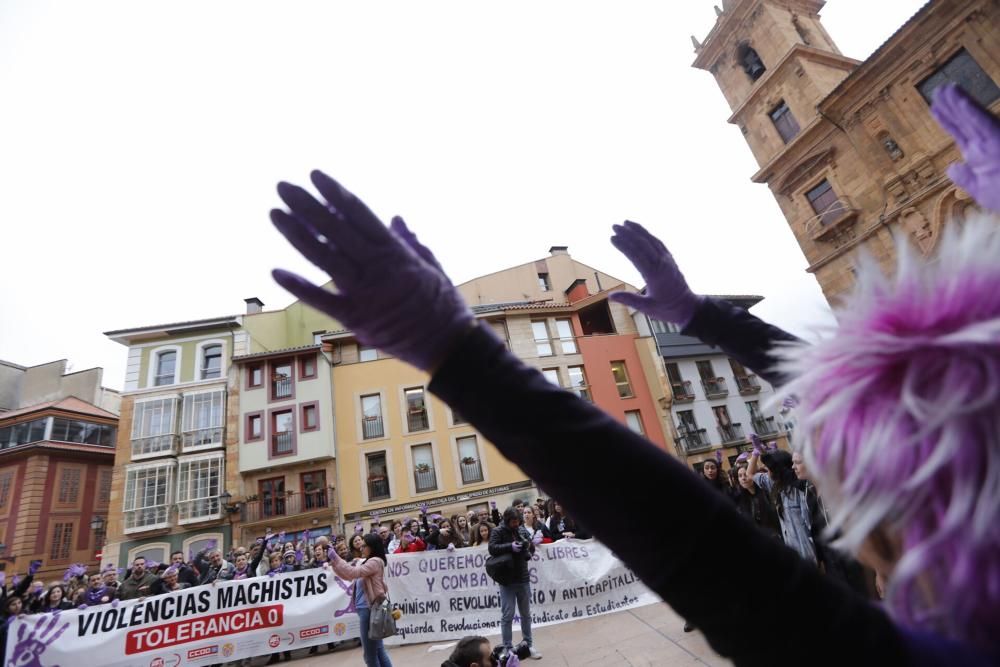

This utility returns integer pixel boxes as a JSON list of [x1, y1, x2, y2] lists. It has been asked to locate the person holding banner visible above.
[[267, 108, 1000, 666], [330, 533, 394, 667]]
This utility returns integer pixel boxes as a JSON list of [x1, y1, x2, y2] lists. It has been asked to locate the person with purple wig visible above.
[[266, 82, 998, 664]]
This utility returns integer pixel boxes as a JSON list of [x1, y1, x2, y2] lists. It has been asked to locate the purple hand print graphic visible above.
[[7, 613, 69, 667], [331, 576, 356, 618]]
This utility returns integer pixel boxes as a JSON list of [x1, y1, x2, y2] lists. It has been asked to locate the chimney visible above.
[[244, 297, 264, 315], [565, 278, 590, 303], [548, 245, 569, 256]]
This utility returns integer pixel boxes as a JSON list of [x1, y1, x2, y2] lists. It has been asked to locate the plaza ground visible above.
[[245, 602, 732, 666]]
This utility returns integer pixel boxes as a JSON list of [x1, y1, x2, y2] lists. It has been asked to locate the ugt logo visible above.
[[7, 614, 70, 667]]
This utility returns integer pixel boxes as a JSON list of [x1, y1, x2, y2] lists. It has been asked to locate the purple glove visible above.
[[608, 221, 702, 328], [511, 540, 523, 553], [303, 529, 311, 542], [77, 604, 88, 611], [507, 655, 521, 667], [750, 433, 765, 456], [419, 503, 429, 516], [447, 543, 456, 552], [295, 550, 304, 564], [11, 575, 20, 589], [736, 451, 750, 463], [354, 522, 363, 533], [28, 560, 42, 576], [206, 539, 217, 550], [111, 599, 120, 608], [270, 172, 475, 372], [714, 450, 723, 464], [931, 83, 1000, 212], [489, 501, 497, 510], [278, 531, 286, 542], [531, 531, 543, 545], [0, 572, 5, 587]]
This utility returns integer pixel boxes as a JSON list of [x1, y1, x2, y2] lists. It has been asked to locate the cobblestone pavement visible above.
[[242, 602, 733, 666]]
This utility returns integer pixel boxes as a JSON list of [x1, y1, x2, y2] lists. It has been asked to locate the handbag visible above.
[[485, 552, 515, 586], [368, 595, 397, 640]]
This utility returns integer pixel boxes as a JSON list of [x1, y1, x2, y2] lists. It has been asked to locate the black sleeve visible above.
[[491, 508, 502, 525], [13, 573, 33, 598], [681, 297, 801, 388], [429, 323, 908, 666], [250, 547, 265, 575], [487, 528, 512, 557]]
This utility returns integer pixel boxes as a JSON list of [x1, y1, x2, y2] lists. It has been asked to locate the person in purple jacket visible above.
[[266, 83, 998, 666]]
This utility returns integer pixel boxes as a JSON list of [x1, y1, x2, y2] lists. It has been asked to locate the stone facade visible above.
[[693, 0, 1000, 304]]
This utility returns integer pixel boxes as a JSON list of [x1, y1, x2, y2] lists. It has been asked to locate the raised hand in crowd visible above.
[[931, 83, 1000, 212]]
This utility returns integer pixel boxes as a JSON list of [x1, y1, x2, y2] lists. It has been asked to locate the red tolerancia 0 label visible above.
[[126, 605, 283, 654]]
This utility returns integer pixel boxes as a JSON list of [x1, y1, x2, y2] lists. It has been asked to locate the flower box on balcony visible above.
[[461, 457, 477, 465], [415, 463, 431, 473]]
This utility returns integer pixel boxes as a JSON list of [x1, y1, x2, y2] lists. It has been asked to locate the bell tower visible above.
[[691, 0, 858, 170]]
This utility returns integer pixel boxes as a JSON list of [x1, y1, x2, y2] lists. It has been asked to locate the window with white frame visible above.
[[625, 410, 645, 435], [123, 462, 175, 531], [176, 455, 223, 523], [154, 350, 178, 386], [181, 391, 225, 450], [411, 443, 437, 493], [555, 319, 577, 354], [200, 344, 223, 380], [359, 345, 378, 362], [131, 398, 179, 457], [542, 369, 561, 386], [532, 321, 553, 356]]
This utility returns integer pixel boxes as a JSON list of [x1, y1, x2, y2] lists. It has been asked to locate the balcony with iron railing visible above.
[[413, 467, 437, 493], [271, 431, 294, 456], [407, 408, 429, 432], [182, 427, 224, 450], [718, 422, 746, 444], [272, 377, 293, 399], [735, 375, 761, 395], [752, 416, 779, 436], [702, 377, 728, 399], [362, 415, 384, 439], [460, 459, 484, 484], [671, 380, 695, 403], [241, 487, 333, 524], [676, 428, 710, 454], [131, 433, 179, 459], [367, 476, 390, 501]]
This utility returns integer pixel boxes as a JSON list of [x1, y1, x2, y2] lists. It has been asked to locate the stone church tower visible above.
[[691, 0, 1000, 303]]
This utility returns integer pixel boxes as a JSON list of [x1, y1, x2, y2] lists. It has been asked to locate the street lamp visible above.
[[89, 516, 105, 532], [220, 491, 240, 514]]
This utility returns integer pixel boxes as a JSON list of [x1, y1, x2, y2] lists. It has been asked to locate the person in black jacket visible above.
[[267, 169, 999, 665], [488, 507, 542, 659], [732, 462, 781, 539], [169, 550, 200, 587]]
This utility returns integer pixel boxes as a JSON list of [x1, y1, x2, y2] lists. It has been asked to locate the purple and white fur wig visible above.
[[773, 213, 1000, 648]]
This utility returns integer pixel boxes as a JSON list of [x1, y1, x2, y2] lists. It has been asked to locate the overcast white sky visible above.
[[0, 1, 926, 390]]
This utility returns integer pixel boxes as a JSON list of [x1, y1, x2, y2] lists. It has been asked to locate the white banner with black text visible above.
[[6, 540, 659, 666]]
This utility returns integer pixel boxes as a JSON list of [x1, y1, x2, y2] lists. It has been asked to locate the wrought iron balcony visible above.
[[460, 459, 484, 484], [271, 431, 293, 456], [718, 422, 746, 443], [735, 374, 761, 394], [407, 408, 429, 432], [272, 377, 293, 399], [131, 433, 179, 458], [671, 381, 695, 402], [676, 428, 710, 453], [752, 417, 779, 436], [413, 468, 437, 493], [367, 476, 390, 501], [241, 487, 333, 524], [362, 415, 384, 439], [702, 377, 729, 398]]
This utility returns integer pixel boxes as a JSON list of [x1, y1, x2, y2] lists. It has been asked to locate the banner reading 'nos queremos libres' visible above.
[[5, 540, 658, 667]]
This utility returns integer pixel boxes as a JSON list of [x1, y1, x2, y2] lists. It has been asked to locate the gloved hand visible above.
[[270, 172, 475, 372], [355, 522, 363, 534], [931, 83, 1000, 212], [714, 450, 723, 464], [750, 433, 765, 456], [489, 501, 497, 510], [419, 503, 429, 516], [608, 221, 702, 328], [511, 540, 523, 553], [28, 560, 42, 576], [447, 543, 456, 552], [0, 572, 6, 587], [531, 532, 543, 546]]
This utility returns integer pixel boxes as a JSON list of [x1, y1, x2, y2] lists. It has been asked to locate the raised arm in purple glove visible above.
[[750, 433, 765, 456], [608, 221, 702, 328], [931, 83, 1000, 213], [714, 450, 723, 464], [270, 171, 475, 373]]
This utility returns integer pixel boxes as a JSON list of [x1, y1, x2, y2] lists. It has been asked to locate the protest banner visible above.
[[6, 540, 658, 666]]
